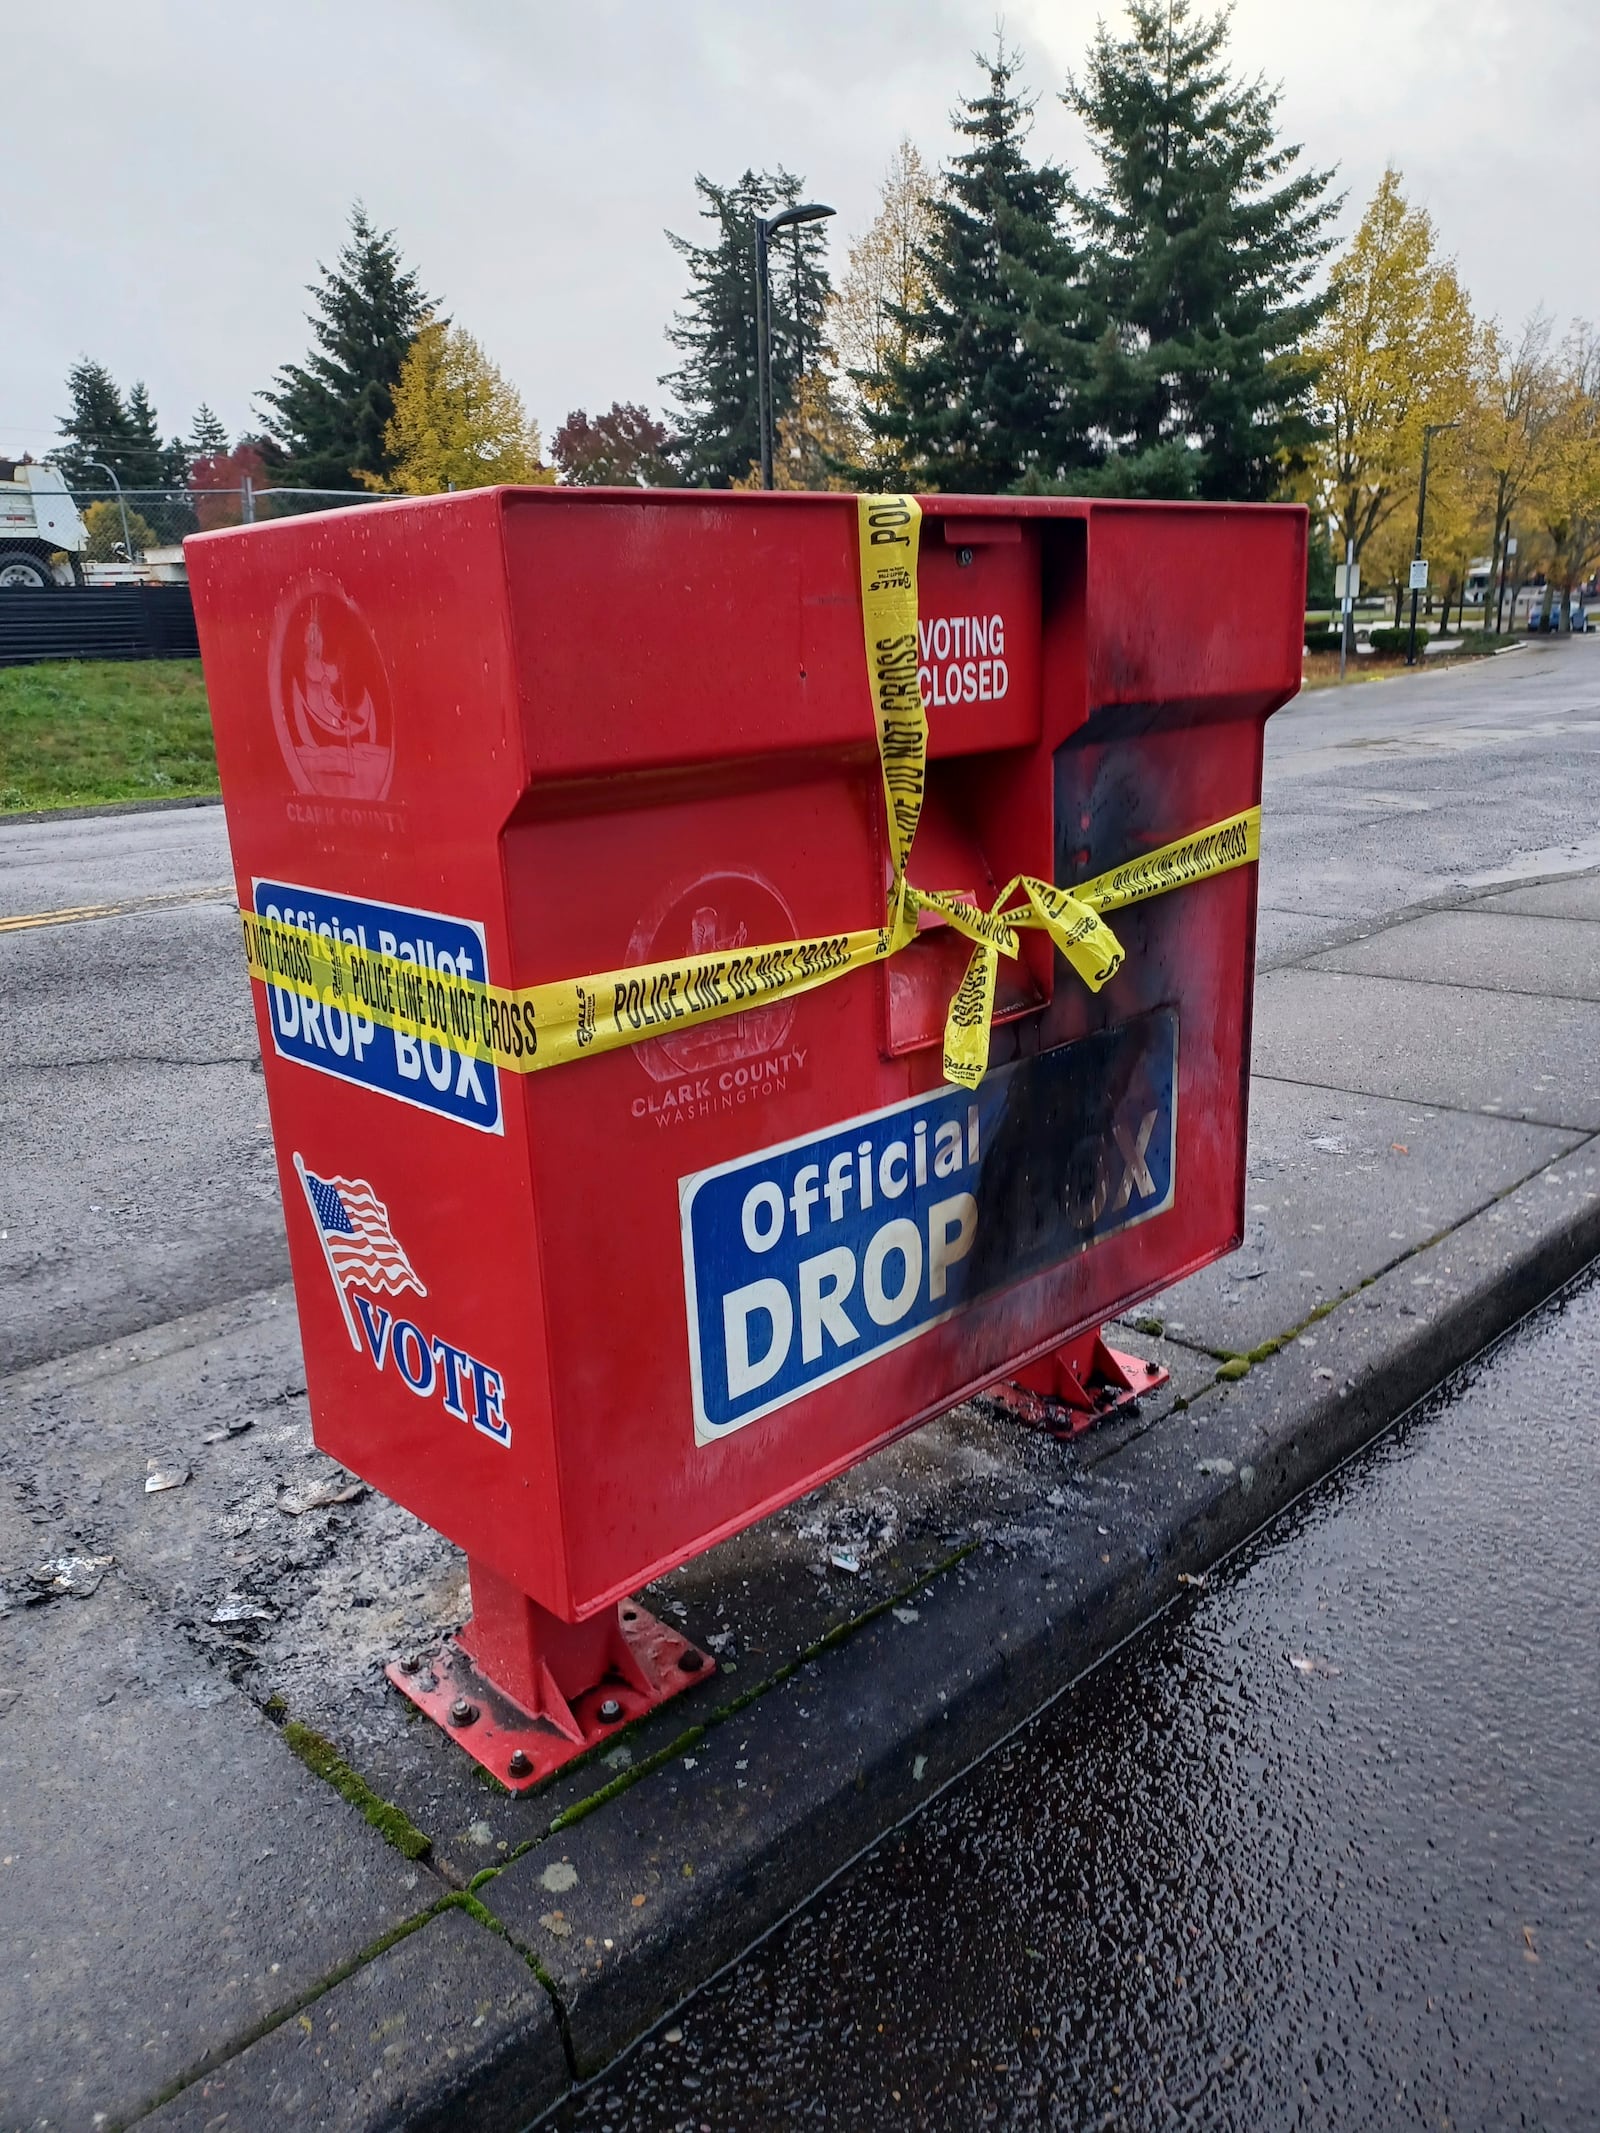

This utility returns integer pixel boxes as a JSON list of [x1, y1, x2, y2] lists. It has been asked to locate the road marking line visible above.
[[0, 885, 234, 935]]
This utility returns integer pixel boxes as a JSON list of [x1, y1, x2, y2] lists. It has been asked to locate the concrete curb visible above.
[[135, 1907, 566, 2133], [0, 792, 221, 827], [449, 1133, 1600, 2110]]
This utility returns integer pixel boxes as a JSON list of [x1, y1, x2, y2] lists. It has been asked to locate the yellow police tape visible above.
[[239, 496, 1261, 1093]]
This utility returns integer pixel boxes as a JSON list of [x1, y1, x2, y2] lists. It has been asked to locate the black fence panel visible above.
[[0, 587, 200, 669]]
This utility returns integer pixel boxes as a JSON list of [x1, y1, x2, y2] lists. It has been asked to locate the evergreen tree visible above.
[[56, 359, 136, 488], [869, 47, 1090, 493], [258, 205, 430, 489], [662, 170, 833, 488], [1064, 0, 1338, 500], [187, 404, 231, 459], [123, 382, 170, 488]]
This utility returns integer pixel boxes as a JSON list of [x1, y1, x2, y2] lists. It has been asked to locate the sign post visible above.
[[1409, 418, 1458, 666], [1335, 541, 1358, 683], [1501, 535, 1518, 635], [1407, 556, 1431, 665]]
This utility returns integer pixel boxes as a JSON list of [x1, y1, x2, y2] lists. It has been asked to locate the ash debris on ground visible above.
[[639, 1374, 1187, 1671], [0, 1293, 463, 1758], [0, 1281, 1197, 1857]]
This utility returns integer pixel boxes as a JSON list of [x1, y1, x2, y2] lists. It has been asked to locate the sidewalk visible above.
[[4, 853, 1599, 2128]]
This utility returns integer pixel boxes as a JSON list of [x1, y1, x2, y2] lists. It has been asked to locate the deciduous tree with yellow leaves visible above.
[[1469, 314, 1558, 629], [768, 366, 865, 490], [1304, 168, 1474, 627], [1528, 326, 1600, 630], [831, 139, 937, 478], [365, 319, 553, 494]]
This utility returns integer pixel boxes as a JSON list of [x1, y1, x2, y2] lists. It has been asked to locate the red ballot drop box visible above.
[[188, 489, 1305, 1787]]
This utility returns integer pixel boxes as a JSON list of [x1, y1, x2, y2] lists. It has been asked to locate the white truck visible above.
[[0, 460, 88, 586]]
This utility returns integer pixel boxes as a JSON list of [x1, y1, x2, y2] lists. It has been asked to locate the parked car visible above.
[[1527, 590, 1589, 633]]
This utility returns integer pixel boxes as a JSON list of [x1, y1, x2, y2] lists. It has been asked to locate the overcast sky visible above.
[[9, 1, 1596, 462]]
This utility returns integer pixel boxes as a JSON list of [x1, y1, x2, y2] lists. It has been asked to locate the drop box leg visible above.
[[387, 1559, 711, 1792], [988, 1325, 1169, 1441]]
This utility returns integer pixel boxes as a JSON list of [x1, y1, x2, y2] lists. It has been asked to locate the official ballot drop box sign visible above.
[[189, 491, 1306, 1623]]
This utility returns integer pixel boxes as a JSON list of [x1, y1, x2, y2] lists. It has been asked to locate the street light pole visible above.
[[79, 459, 134, 564], [753, 200, 835, 491], [754, 217, 773, 491], [1407, 421, 1458, 667]]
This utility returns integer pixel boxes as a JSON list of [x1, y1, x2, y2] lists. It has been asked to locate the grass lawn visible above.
[[0, 659, 218, 811], [1301, 649, 1413, 690], [1300, 636, 1515, 692]]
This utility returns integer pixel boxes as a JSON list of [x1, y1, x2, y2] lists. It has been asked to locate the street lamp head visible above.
[[760, 202, 836, 238], [751, 200, 836, 492]]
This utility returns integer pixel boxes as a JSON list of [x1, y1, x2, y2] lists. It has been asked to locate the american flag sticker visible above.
[[295, 1154, 425, 1350], [290, 1152, 510, 1444]]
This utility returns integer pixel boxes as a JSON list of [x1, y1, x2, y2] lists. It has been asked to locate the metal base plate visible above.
[[386, 1601, 711, 1793], [989, 1335, 1170, 1441]]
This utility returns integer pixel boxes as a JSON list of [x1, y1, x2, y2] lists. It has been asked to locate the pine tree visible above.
[[1064, 0, 1338, 500], [56, 359, 136, 488], [187, 404, 231, 459], [258, 205, 430, 489], [662, 170, 833, 488], [123, 383, 170, 489], [869, 47, 1090, 493]]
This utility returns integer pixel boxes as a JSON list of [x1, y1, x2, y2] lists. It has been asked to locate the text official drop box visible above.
[[189, 490, 1305, 1622]]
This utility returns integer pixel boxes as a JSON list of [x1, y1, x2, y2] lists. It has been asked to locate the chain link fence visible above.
[[0, 482, 418, 661], [65, 485, 406, 577]]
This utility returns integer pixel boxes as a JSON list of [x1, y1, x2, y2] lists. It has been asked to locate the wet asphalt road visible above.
[[552, 1267, 1600, 2131]]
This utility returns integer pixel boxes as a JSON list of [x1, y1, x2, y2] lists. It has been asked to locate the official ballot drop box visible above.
[[189, 489, 1305, 1785]]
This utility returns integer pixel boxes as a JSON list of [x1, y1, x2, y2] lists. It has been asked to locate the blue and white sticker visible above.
[[681, 1013, 1178, 1442], [253, 879, 502, 1134]]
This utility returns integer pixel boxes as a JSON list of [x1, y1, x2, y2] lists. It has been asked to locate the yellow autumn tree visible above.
[[1414, 429, 1481, 626], [729, 365, 866, 490], [81, 499, 160, 560], [831, 138, 937, 475], [1528, 324, 1600, 629], [366, 319, 554, 494], [1304, 169, 1475, 598], [770, 367, 866, 490], [1469, 313, 1558, 628], [1361, 504, 1420, 624]]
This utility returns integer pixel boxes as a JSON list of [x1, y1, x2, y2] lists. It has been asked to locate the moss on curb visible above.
[[282, 1721, 432, 1861], [549, 1726, 708, 1834]]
